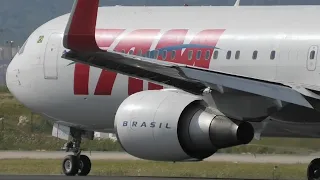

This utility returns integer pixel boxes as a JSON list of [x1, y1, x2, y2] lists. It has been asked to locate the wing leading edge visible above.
[[62, 0, 313, 109]]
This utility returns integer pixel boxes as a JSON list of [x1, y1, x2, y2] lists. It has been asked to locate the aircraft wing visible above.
[[62, 0, 314, 109]]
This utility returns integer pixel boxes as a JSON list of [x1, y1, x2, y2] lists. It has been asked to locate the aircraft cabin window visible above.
[[253, 51, 258, 60], [171, 50, 176, 60], [154, 50, 159, 59], [150, 51, 155, 58], [235, 51, 240, 59], [310, 50, 316, 60], [270, 50, 276, 60], [213, 50, 219, 59], [163, 50, 167, 60], [129, 50, 134, 55], [226, 51, 232, 60], [146, 51, 150, 57], [205, 50, 210, 60], [188, 50, 193, 60], [196, 50, 201, 60]]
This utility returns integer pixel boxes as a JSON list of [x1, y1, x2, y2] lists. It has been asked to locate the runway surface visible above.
[[0, 151, 316, 164], [0, 176, 279, 180], [0, 152, 304, 180]]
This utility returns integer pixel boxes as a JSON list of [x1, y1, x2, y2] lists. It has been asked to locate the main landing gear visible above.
[[62, 130, 91, 176], [308, 158, 320, 180]]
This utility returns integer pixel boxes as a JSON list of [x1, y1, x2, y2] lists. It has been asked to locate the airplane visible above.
[[6, 0, 320, 179]]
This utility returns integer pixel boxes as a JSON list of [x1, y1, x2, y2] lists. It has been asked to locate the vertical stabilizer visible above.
[[63, 0, 100, 51]]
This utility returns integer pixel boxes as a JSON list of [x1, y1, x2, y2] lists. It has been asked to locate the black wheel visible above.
[[78, 154, 91, 176], [62, 155, 79, 176], [308, 158, 320, 180]]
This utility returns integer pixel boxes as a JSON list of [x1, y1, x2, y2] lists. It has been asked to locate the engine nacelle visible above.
[[115, 90, 254, 161]]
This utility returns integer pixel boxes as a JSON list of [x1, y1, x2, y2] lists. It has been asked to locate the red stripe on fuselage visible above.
[[94, 70, 117, 95], [148, 29, 189, 90], [155, 29, 188, 61], [175, 29, 225, 68], [95, 29, 125, 49], [94, 29, 125, 95], [113, 29, 161, 95], [74, 63, 90, 95], [73, 29, 225, 96], [148, 83, 163, 90]]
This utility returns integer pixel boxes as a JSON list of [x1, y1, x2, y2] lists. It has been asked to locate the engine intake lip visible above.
[[236, 121, 254, 144], [114, 117, 127, 152]]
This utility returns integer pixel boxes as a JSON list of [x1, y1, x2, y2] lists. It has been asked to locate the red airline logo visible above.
[[74, 28, 225, 96]]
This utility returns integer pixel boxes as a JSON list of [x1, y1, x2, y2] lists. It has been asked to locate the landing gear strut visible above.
[[308, 158, 320, 180], [62, 130, 92, 176]]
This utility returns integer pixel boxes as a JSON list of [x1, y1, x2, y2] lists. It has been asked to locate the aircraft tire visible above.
[[307, 158, 320, 180], [78, 154, 92, 176], [62, 155, 79, 176]]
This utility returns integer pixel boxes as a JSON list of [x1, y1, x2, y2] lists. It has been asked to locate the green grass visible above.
[[0, 159, 307, 179], [219, 139, 319, 155], [0, 86, 10, 94], [0, 89, 123, 151], [1, 85, 320, 154]]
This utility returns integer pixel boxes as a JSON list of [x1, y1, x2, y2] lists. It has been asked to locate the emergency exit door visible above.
[[44, 33, 61, 79], [307, 45, 318, 71]]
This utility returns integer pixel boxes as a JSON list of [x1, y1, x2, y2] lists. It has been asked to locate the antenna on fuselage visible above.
[[234, 0, 240, 6]]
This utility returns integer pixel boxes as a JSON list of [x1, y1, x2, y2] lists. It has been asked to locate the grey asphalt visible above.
[[0, 176, 280, 180], [0, 151, 317, 164]]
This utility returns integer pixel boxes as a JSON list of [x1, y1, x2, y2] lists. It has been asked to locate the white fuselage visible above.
[[6, 5, 320, 133]]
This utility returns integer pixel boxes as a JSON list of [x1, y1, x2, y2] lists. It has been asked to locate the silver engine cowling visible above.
[[114, 90, 254, 161]]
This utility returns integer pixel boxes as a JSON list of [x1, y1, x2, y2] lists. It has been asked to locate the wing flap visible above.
[[180, 67, 313, 108]]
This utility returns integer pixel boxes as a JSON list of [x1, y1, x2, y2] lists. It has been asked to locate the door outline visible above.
[[307, 45, 318, 71], [43, 33, 61, 79]]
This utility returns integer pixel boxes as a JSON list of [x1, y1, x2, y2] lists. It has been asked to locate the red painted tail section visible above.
[[63, 0, 100, 51]]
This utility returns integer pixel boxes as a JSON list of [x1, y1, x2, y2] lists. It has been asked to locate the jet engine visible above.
[[114, 90, 254, 161]]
